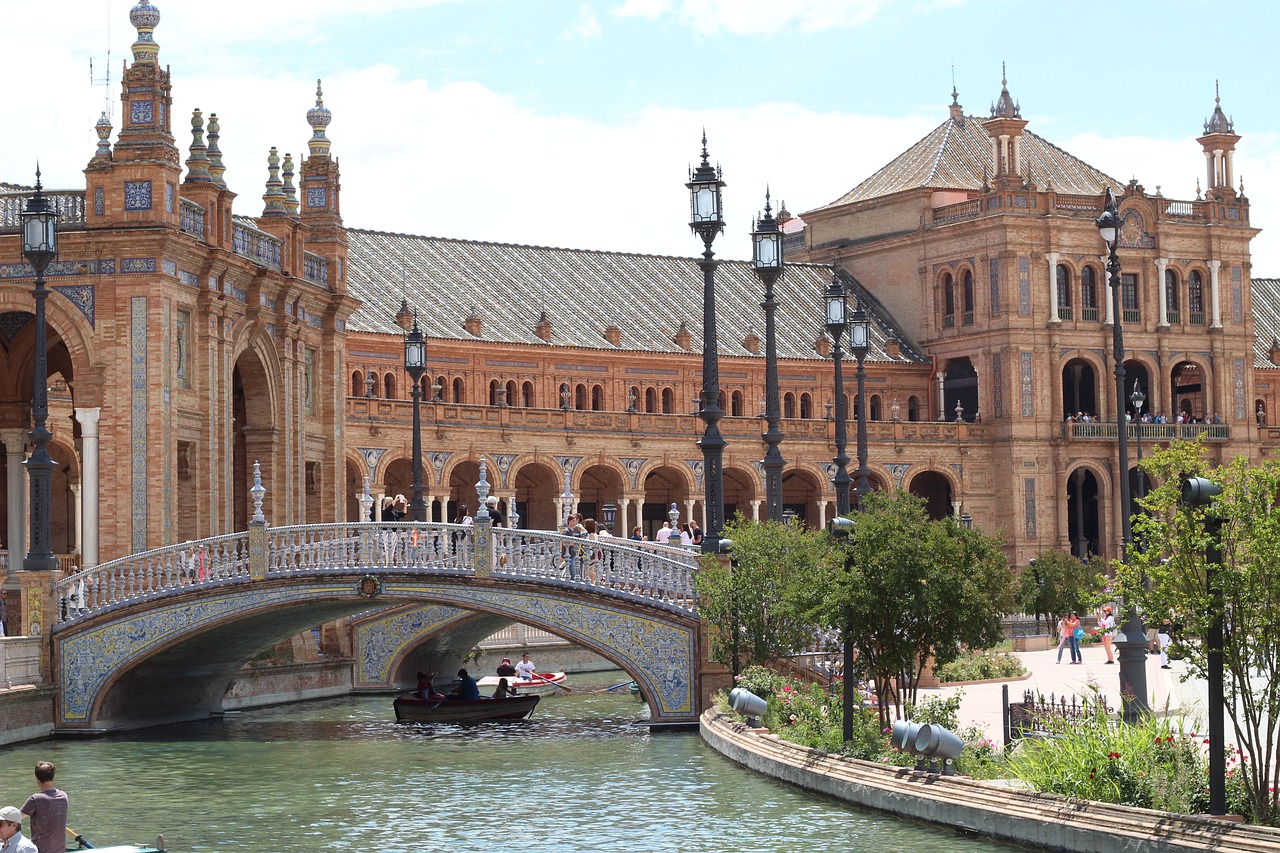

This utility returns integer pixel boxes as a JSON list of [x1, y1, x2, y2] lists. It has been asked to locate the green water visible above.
[[0, 673, 1029, 852]]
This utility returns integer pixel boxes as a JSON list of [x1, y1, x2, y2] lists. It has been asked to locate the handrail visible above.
[[1061, 422, 1230, 441], [0, 189, 87, 229], [231, 221, 282, 270]]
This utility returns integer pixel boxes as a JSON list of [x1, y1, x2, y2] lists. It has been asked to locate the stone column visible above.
[[69, 483, 82, 555], [749, 500, 760, 521], [816, 500, 828, 530], [936, 371, 945, 421], [1155, 258, 1169, 327], [1046, 252, 1060, 323], [1102, 256, 1115, 325], [1208, 259, 1222, 328], [2, 430, 28, 578], [684, 500, 696, 533], [619, 497, 632, 536], [75, 409, 101, 568]]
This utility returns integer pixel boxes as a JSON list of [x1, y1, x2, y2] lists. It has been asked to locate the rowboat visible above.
[[476, 671, 568, 695], [393, 693, 540, 723]]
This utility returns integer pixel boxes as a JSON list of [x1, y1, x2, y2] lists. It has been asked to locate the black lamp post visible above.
[[1130, 379, 1146, 501], [1097, 186, 1148, 722], [751, 191, 785, 523], [824, 271, 852, 516], [829, 515, 857, 742], [849, 295, 872, 507], [601, 503, 617, 536], [21, 170, 59, 573], [687, 133, 727, 555], [403, 317, 428, 523]]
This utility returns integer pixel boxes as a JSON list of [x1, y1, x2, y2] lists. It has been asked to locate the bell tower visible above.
[[1197, 82, 1241, 201], [982, 65, 1029, 188], [300, 81, 349, 295]]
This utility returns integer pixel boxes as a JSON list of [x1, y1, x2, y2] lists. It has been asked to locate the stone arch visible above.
[[509, 457, 562, 530], [578, 461, 627, 530], [1060, 352, 1104, 419], [344, 453, 369, 521], [782, 461, 827, 527], [908, 469, 955, 521], [1065, 463, 1107, 560], [1169, 357, 1209, 421], [0, 286, 98, 403], [724, 463, 759, 522], [231, 336, 281, 531]]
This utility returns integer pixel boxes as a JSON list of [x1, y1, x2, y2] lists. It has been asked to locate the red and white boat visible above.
[[476, 671, 569, 695]]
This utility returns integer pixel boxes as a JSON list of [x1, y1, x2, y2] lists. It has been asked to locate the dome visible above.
[[307, 80, 332, 129], [129, 1, 160, 30]]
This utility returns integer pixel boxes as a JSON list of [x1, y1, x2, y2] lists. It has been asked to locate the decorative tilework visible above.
[[1232, 266, 1243, 324], [1024, 478, 1037, 539], [685, 459, 705, 491], [553, 456, 582, 477], [427, 451, 452, 481], [489, 454, 517, 488], [94, 186, 104, 216], [992, 353, 1004, 418], [619, 458, 646, 490], [131, 297, 148, 552], [303, 308, 323, 328], [124, 180, 152, 211], [52, 285, 95, 328], [307, 187, 327, 208], [886, 463, 910, 486], [165, 183, 174, 214], [1234, 357, 1247, 421], [1018, 256, 1031, 317], [98, 259, 116, 275], [1118, 210, 1156, 249], [230, 286, 247, 303], [129, 99, 154, 124], [208, 275, 219, 290], [0, 312, 32, 342], [122, 257, 157, 273], [989, 257, 1000, 316], [178, 270, 198, 287], [360, 447, 388, 478], [352, 604, 471, 687], [1020, 352, 1035, 417], [336, 319, 346, 332], [265, 323, 275, 339], [162, 259, 177, 277]]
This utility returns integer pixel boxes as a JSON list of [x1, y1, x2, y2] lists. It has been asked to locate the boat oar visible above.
[[596, 680, 634, 693], [531, 674, 572, 693], [66, 827, 95, 849]]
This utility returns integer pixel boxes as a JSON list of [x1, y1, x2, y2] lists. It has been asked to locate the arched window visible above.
[[1257, 400, 1267, 427], [908, 395, 920, 422], [1189, 270, 1205, 324], [1165, 269, 1181, 323], [351, 371, 364, 397], [800, 392, 813, 419], [962, 270, 975, 324], [575, 384, 588, 410], [591, 384, 605, 411], [418, 376, 430, 400], [558, 383, 571, 409], [435, 375, 447, 402], [661, 387, 675, 414], [628, 385, 640, 412], [522, 381, 534, 407], [730, 390, 744, 416], [783, 392, 796, 419], [942, 273, 955, 328], [366, 370, 378, 398], [1081, 266, 1099, 320], [384, 373, 396, 399], [452, 377, 465, 404], [488, 379, 502, 406], [870, 394, 882, 421], [645, 387, 658, 413], [505, 380, 518, 406], [1056, 264, 1072, 320]]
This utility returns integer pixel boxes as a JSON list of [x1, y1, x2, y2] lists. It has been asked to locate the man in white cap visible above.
[[0, 806, 37, 853], [483, 495, 505, 527]]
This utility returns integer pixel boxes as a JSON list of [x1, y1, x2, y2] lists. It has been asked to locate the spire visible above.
[[262, 146, 287, 216], [989, 62, 1020, 119], [129, 2, 161, 65], [282, 152, 299, 216], [92, 111, 113, 162], [306, 79, 333, 157], [185, 108, 212, 183], [207, 113, 226, 186], [1203, 79, 1235, 134], [949, 84, 964, 123]]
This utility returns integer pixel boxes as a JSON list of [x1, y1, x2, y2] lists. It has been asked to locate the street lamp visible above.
[[1130, 379, 1146, 501], [751, 190, 785, 523], [829, 515, 857, 743], [849, 294, 872, 508], [824, 270, 852, 516], [601, 503, 617, 536], [21, 170, 59, 573], [687, 133, 727, 555], [1097, 186, 1148, 722], [403, 317, 428, 522]]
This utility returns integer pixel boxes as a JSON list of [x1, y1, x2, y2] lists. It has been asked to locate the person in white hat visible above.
[[0, 806, 37, 853], [483, 495, 505, 527]]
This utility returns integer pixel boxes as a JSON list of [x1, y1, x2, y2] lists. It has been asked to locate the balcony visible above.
[[1061, 422, 1230, 442]]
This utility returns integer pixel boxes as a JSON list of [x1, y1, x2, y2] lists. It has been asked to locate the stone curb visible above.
[[700, 710, 1280, 853]]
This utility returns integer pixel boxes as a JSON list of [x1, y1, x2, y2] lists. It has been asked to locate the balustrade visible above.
[[180, 198, 206, 240], [231, 221, 282, 270], [1062, 422, 1229, 442], [0, 189, 86, 229]]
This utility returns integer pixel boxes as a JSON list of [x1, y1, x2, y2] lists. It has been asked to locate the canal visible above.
[[0, 672, 1030, 851]]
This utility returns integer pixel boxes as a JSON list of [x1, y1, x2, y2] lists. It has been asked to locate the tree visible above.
[[693, 517, 831, 677], [1017, 549, 1109, 633], [1122, 440, 1280, 823], [810, 491, 1016, 723]]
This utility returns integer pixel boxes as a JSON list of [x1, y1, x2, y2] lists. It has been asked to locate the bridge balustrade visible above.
[[52, 522, 700, 627]]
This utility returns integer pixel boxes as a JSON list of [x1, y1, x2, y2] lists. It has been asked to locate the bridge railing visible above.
[[51, 522, 700, 626]]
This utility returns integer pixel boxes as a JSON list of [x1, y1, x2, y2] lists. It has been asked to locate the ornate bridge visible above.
[[49, 519, 703, 732]]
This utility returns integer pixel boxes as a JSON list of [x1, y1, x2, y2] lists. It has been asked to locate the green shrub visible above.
[[936, 650, 1027, 683]]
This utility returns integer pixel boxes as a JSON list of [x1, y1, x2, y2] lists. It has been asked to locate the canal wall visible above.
[[701, 710, 1280, 853], [222, 658, 354, 711], [0, 685, 56, 745]]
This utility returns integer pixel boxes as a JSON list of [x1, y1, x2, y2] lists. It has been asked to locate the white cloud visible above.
[[650, 0, 888, 36], [613, 0, 674, 19], [562, 4, 604, 40]]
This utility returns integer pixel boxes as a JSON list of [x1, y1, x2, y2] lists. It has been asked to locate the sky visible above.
[[4, 0, 1279, 273]]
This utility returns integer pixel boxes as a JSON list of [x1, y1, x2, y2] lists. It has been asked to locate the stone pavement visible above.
[[935, 643, 1207, 746]]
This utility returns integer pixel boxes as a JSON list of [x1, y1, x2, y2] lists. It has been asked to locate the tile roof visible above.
[[344, 229, 924, 364], [1252, 278, 1280, 370], [813, 114, 1123, 210]]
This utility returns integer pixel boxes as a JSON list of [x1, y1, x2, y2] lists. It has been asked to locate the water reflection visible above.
[[0, 672, 1028, 852]]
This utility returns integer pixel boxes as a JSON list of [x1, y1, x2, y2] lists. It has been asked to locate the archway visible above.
[[1170, 361, 1205, 421], [943, 358, 978, 422], [641, 465, 692, 539], [578, 463, 626, 534], [1061, 358, 1098, 419], [1067, 467, 1101, 560], [345, 457, 367, 521], [908, 471, 952, 521], [512, 460, 560, 530], [780, 467, 822, 527], [724, 465, 757, 522], [232, 349, 277, 532]]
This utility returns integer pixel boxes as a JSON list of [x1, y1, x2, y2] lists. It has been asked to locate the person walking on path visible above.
[[1158, 618, 1174, 669], [21, 761, 67, 853], [1065, 612, 1083, 664], [1096, 605, 1116, 664]]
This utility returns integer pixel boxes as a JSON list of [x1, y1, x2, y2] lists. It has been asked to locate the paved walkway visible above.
[[936, 643, 1204, 745]]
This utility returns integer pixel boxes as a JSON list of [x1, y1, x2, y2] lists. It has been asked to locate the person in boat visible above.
[[495, 657, 517, 678], [0, 806, 37, 853], [448, 668, 481, 700], [415, 671, 445, 702], [514, 653, 537, 681], [491, 678, 517, 699]]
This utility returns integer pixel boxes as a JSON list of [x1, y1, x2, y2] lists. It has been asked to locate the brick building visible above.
[[1, 4, 1275, 607]]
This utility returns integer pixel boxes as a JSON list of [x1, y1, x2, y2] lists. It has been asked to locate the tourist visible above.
[[0, 807, 36, 853], [495, 657, 517, 678], [1055, 614, 1074, 664], [414, 671, 443, 701], [0, 590, 7, 637], [454, 505, 473, 526], [515, 653, 537, 681], [491, 678, 517, 699], [1065, 612, 1083, 664], [21, 761, 67, 853], [654, 521, 673, 545], [449, 668, 480, 700], [1096, 605, 1116, 664], [483, 495, 505, 527], [563, 514, 586, 579], [1158, 619, 1174, 669], [689, 519, 704, 548], [679, 523, 693, 547], [630, 526, 645, 542]]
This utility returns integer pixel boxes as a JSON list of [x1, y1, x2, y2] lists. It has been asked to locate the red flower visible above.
[[1108, 752, 1121, 760]]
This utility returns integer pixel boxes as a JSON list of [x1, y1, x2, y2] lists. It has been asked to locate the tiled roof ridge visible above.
[[1022, 128, 1121, 188], [922, 117, 962, 187]]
